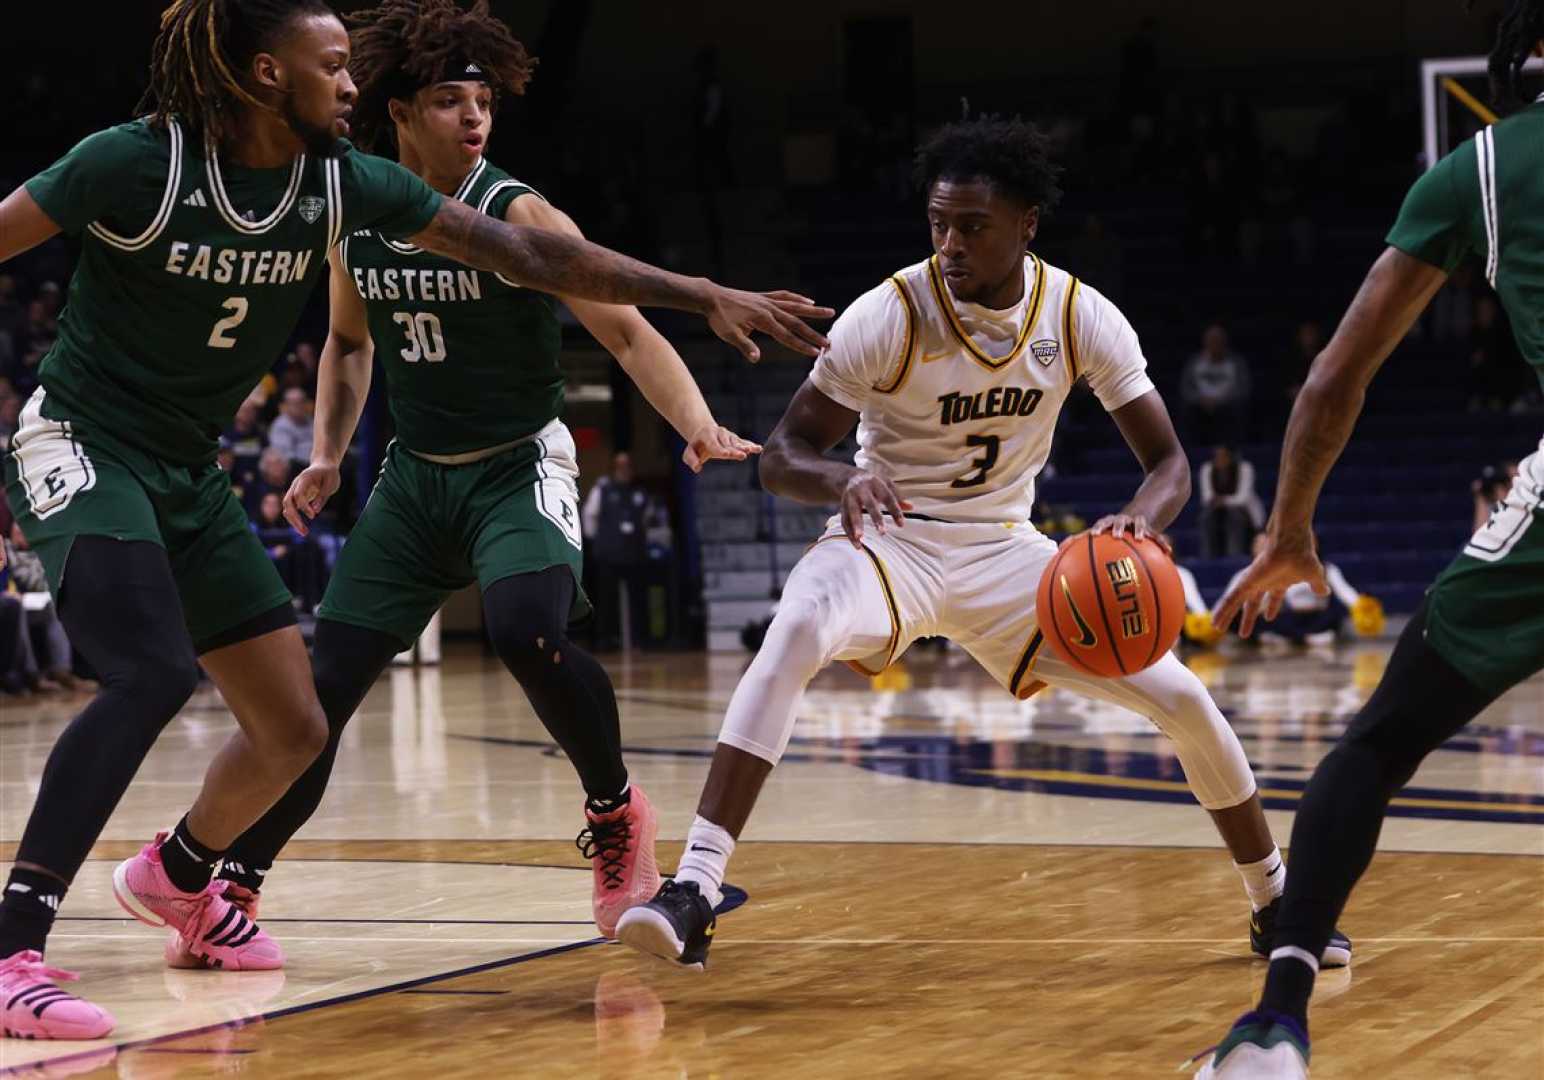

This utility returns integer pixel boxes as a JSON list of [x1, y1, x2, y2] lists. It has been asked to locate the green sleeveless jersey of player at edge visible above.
[[23, 119, 443, 465], [337, 156, 564, 456], [1386, 94, 1544, 390]]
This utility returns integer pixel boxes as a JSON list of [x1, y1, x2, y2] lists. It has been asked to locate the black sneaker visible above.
[[1250, 898, 1352, 968], [615, 879, 716, 972]]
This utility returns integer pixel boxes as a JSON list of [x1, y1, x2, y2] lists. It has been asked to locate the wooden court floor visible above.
[[1, 640, 1540, 1077]]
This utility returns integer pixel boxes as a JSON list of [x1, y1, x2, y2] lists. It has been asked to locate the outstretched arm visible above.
[[505, 195, 759, 472], [410, 198, 832, 361], [1214, 246, 1448, 635]]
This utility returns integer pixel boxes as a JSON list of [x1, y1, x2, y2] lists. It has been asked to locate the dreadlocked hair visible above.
[[139, 0, 335, 145], [347, 0, 538, 154], [914, 118, 1064, 215], [1485, 0, 1544, 107]]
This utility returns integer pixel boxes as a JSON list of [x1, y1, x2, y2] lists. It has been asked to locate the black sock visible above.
[[586, 786, 631, 816], [1260, 956, 1317, 1024], [216, 858, 269, 894], [159, 815, 224, 894], [0, 869, 66, 959]]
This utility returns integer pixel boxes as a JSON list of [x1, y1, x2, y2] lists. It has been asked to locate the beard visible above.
[[281, 95, 347, 158]]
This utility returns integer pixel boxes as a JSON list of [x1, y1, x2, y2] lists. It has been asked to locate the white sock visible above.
[[1235, 846, 1286, 912], [673, 815, 735, 909]]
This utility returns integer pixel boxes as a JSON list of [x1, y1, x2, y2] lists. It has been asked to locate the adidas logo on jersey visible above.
[[182, 189, 208, 208]]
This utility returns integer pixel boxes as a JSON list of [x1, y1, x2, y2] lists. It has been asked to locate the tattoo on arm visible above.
[[413, 200, 710, 312]]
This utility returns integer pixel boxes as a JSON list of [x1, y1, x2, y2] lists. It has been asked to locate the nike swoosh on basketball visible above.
[[1058, 576, 1099, 648]]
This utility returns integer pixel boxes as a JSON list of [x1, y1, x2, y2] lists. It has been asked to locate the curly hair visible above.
[[1486, 0, 1544, 107], [914, 118, 1064, 215], [347, 0, 538, 154], [138, 0, 335, 145]]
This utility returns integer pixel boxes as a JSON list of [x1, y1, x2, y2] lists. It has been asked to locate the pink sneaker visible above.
[[112, 834, 283, 971], [164, 882, 263, 970], [575, 786, 660, 939], [0, 950, 114, 1039]]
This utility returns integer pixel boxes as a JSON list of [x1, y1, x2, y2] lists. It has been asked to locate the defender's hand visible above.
[[682, 423, 761, 473], [705, 287, 833, 361], [1212, 529, 1329, 638], [282, 463, 342, 536], [840, 472, 912, 548]]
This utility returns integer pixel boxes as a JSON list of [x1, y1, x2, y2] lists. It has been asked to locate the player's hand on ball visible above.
[[1091, 513, 1167, 550], [1212, 528, 1329, 638], [704, 287, 833, 361], [682, 423, 761, 473], [840, 472, 912, 548], [282, 463, 342, 536]]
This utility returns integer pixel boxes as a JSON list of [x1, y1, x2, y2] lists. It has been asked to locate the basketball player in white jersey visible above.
[[618, 120, 1349, 971]]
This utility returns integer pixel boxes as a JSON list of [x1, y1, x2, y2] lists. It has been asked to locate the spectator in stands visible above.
[[1198, 444, 1264, 557], [5, 522, 79, 689], [216, 435, 251, 505], [0, 386, 20, 451], [267, 386, 315, 465], [1181, 323, 1251, 445], [250, 492, 327, 613], [293, 341, 320, 392], [9, 297, 57, 397], [1225, 534, 1383, 645], [1471, 460, 1518, 532], [583, 451, 652, 650], [0, 274, 24, 342], [225, 397, 266, 475], [246, 447, 294, 516], [35, 281, 63, 319], [1280, 319, 1322, 410], [1162, 533, 1226, 650], [0, 591, 42, 695]]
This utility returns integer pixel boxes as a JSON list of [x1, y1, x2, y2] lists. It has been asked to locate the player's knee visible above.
[[256, 699, 330, 777], [121, 651, 200, 721], [763, 592, 843, 668]]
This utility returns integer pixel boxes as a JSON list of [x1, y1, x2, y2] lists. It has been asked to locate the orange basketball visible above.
[[1036, 532, 1185, 678]]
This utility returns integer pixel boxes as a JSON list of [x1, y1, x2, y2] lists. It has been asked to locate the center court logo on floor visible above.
[[1030, 338, 1060, 366]]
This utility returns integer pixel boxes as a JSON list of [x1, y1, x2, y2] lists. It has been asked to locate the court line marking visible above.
[[694, 936, 1544, 945], [0, 938, 604, 1077], [54, 917, 595, 926], [0, 883, 749, 1077]]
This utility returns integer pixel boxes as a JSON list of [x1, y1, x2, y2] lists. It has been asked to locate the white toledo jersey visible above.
[[810, 254, 1154, 523]]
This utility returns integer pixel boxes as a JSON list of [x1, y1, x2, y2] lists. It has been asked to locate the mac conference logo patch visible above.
[[298, 196, 325, 225], [1030, 338, 1060, 367]]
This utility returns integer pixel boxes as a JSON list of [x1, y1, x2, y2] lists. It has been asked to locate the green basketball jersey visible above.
[[1387, 97, 1544, 389], [24, 119, 443, 464], [338, 157, 564, 456]]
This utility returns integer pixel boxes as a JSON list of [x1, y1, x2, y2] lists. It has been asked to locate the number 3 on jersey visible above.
[[393, 311, 447, 363], [952, 434, 1000, 488]]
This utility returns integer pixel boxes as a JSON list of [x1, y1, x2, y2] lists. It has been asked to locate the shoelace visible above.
[[2, 955, 79, 988], [178, 889, 229, 949], [575, 819, 632, 890]]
